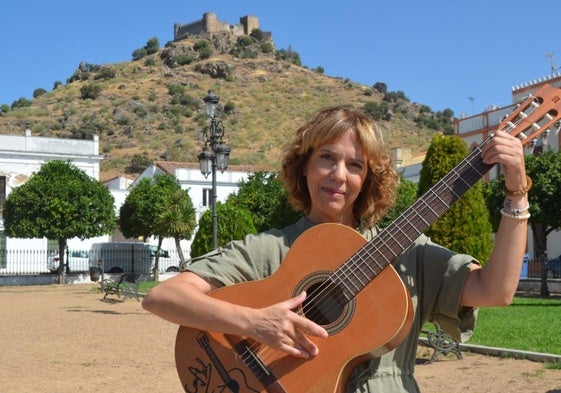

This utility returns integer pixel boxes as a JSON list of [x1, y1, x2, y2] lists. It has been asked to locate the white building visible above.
[[0, 130, 104, 272], [132, 161, 250, 253], [0, 128, 253, 273]]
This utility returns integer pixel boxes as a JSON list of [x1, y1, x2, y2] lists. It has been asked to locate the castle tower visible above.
[[203, 12, 218, 33], [240, 15, 259, 35]]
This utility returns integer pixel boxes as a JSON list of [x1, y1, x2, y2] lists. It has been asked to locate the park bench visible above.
[[420, 323, 463, 363], [102, 273, 142, 301]]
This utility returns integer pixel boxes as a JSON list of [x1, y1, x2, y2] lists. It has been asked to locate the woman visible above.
[[143, 106, 529, 391]]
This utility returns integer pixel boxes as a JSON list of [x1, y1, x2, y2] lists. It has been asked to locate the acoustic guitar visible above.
[[175, 84, 561, 393]]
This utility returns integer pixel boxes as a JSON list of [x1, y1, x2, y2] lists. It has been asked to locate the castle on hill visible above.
[[174, 12, 260, 41]]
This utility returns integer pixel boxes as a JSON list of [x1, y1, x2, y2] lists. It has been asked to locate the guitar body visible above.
[[176, 223, 413, 393]]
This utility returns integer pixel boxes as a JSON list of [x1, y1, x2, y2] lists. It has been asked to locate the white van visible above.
[[89, 242, 179, 273], [89, 242, 151, 273]]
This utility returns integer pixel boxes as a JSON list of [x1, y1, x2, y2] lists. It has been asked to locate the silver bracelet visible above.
[[502, 203, 530, 216], [500, 208, 531, 220]]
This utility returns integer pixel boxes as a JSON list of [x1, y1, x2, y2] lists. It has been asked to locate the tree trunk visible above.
[[175, 236, 186, 270], [152, 237, 164, 282], [532, 223, 550, 297], [57, 239, 68, 285]]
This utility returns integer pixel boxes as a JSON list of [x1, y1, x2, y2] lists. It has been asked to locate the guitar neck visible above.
[[335, 144, 494, 296], [378, 145, 493, 260]]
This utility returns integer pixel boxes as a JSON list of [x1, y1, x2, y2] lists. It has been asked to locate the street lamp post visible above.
[[197, 90, 231, 250]]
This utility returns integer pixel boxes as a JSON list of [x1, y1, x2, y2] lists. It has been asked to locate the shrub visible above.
[[79, 84, 102, 100], [94, 66, 116, 80], [223, 101, 236, 114], [125, 153, 152, 174], [144, 56, 156, 67], [132, 37, 160, 61], [33, 88, 47, 98], [132, 48, 148, 61], [261, 42, 274, 53], [373, 82, 387, 94], [363, 101, 391, 121], [194, 40, 212, 59], [250, 28, 264, 41], [11, 97, 33, 110], [176, 54, 195, 66], [275, 47, 302, 66], [383, 90, 409, 103], [167, 84, 185, 96], [145, 37, 160, 55]]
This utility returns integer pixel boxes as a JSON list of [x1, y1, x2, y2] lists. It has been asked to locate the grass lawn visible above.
[[468, 296, 561, 355]]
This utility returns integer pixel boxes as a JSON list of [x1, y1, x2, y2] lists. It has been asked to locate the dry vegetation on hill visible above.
[[0, 31, 447, 181]]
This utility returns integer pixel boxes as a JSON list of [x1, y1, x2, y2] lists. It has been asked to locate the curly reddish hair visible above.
[[281, 106, 399, 227]]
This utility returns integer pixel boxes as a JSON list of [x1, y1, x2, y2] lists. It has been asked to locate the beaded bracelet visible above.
[[500, 208, 531, 220], [504, 175, 532, 197], [502, 203, 530, 216]]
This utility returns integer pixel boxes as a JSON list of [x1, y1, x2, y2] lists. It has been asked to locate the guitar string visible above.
[[256, 96, 546, 364], [295, 94, 546, 327], [246, 135, 499, 367], [239, 93, 554, 369]]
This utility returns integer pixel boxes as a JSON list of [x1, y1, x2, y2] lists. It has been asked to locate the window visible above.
[[202, 188, 212, 207]]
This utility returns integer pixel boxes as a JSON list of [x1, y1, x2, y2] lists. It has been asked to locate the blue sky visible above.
[[2, 0, 560, 117]]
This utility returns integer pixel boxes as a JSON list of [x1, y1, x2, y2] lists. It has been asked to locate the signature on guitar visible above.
[[181, 332, 259, 393]]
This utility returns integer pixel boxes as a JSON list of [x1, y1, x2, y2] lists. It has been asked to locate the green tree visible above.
[[377, 176, 417, 228], [119, 178, 154, 239], [156, 187, 197, 271], [33, 88, 47, 98], [275, 46, 302, 66], [119, 174, 195, 280], [418, 134, 493, 263], [2, 161, 116, 283], [373, 82, 387, 94], [125, 153, 152, 174], [227, 171, 303, 232], [11, 97, 32, 110], [190, 202, 257, 258], [145, 37, 160, 55], [132, 37, 160, 60], [484, 149, 561, 296]]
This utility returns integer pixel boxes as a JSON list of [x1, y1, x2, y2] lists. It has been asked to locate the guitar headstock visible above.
[[497, 84, 561, 149]]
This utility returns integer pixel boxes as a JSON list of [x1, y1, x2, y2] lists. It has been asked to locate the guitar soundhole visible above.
[[299, 276, 354, 334]]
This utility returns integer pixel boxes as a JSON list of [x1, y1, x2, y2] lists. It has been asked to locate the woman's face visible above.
[[304, 131, 368, 226]]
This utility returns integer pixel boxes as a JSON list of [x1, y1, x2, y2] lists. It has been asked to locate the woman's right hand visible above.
[[248, 291, 329, 359]]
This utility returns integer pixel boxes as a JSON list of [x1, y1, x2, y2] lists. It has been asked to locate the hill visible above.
[[0, 31, 449, 181]]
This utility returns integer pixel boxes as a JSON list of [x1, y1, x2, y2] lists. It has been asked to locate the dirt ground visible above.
[[1, 284, 560, 393]]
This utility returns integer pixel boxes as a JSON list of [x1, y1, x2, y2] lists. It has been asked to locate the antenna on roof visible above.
[[545, 52, 558, 72]]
